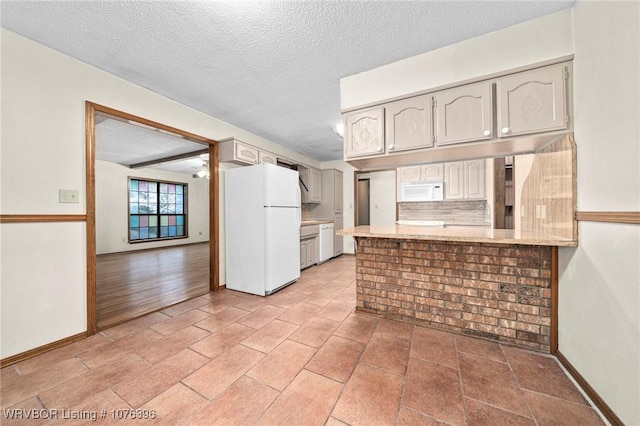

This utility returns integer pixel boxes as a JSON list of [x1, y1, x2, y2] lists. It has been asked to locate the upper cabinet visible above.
[[385, 95, 434, 153], [435, 82, 493, 145], [299, 166, 322, 204], [219, 137, 278, 166], [497, 63, 568, 137], [344, 106, 384, 158], [343, 60, 573, 169]]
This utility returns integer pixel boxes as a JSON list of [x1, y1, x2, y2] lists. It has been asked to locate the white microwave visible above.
[[400, 181, 444, 202]]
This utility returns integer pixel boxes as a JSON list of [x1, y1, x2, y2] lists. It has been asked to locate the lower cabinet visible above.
[[300, 237, 318, 269]]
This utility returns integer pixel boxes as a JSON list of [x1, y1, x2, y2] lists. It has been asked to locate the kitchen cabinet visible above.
[[444, 160, 485, 200], [259, 151, 277, 164], [219, 137, 278, 166], [435, 82, 493, 145], [299, 166, 322, 204], [334, 214, 343, 256], [344, 106, 385, 158], [300, 237, 317, 269], [314, 169, 344, 257], [385, 95, 433, 153], [497, 63, 569, 137]]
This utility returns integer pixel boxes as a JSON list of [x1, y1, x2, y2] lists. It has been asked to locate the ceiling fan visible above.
[[193, 159, 209, 179]]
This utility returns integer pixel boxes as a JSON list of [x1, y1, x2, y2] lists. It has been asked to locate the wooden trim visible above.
[[129, 148, 210, 169], [96, 241, 208, 257], [86, 101, 220, 334], [210, 143, 220, 291], [576, 211, 640, 225], [550, 246, 559, 354], [86, 102, 98, 335], [1, 332, 87, 368], [555, 351, 623, 426], [0, 214, 87, 223]]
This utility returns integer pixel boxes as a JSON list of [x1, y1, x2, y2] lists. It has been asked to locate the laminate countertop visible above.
[[301, 220, 334, 226], [338, 225, 577, 247]]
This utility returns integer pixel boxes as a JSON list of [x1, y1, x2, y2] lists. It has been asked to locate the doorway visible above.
[[85, 102, 219, 334], [357, 179, 370, 225]]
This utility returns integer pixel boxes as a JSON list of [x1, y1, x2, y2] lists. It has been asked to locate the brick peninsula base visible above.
[[355, 237, 555, 353]]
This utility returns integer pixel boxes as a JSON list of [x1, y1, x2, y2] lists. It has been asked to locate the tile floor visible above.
[[1, 256, 605, 425]]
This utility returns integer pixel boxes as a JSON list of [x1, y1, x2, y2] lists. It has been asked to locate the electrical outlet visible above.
[[59, 189, 79, 203]]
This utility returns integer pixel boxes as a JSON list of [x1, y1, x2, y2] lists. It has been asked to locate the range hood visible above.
[[346, 131, 570, 171]]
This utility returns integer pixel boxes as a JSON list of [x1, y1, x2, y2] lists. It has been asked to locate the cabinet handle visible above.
[[377, 146, 383, 152], [483, 130, 491, 137], [389, 144, 395, 151], [501, 127, 510, 134]]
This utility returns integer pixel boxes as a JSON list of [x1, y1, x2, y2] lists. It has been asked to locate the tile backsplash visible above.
[[398, 200, 490, 226]]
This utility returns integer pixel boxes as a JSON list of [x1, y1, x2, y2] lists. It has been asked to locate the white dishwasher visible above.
[[318, 223, 335, 264]]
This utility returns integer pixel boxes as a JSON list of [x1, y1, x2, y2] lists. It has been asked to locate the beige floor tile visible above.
[[524, 390, 604, 426], [182, 345, 264, 400], [277, 302, 322, 325], [306, 336, 365, 383], [240, 320, 299, 353], [189, 322, 256, 359], [360, 332, 411, 375], [130, 383, 208, 426], [55, 389, 130, 426], [375, 318, 414, 339], [459, 352, 530, 416], [238, 304, 287, 329], [288, 317, 340, 348], [159, 297, 210, 317], [465, 398, 536, 426], [317, 300, 355, 322], [411, 326, 458, 369], [79, 329, 162, 369], [1, 358, 89, 409], [333, 312, 379, 344], [135, 325, 209, 364], [396, 407, 447, 425], [402, 357, 464, 425], [112, 348, 208, 408], [455, 334, 506, 363], [332, 363, 404, 426], [1, 396, 46, 426], [303, 289, 337, 307], [193, 307, 250, 333], [100, 312, 170, 340], [257, 370, 342, 426], [247, 340, 317, 391], [186, 376, 279, 425], [149, 309, 211, 336], [267, 290, 306, 309], [39, 353, 150, 410]]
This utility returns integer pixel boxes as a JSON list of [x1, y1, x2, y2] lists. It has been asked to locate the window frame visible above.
[[127, 176, 189, 243]]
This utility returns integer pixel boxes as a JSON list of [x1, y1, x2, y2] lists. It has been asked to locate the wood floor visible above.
[[96, 242, 210, 330]]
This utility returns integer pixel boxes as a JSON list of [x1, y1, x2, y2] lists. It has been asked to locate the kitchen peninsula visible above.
[[340, 135, 577, 354]]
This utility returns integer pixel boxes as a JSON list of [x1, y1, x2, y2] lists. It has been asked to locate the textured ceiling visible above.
[[1, 0, 574, 162]]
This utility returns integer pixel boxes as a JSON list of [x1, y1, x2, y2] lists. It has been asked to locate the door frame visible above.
[[85, 102, 220, 335]]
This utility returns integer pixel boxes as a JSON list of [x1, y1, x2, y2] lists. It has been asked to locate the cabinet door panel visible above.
[[497, 64, 567, 137], [464, 160, 485, 200], [444, 162, 464, 200], [235, 142, 259, 164], [259, 151, 277, 164], [344, 107, 384, 158], [334, 215, 343, 256], [421, 164, 444, 181], [300, 241, 306, 269], [436, 82, 493, 145], [385, 95, 433, 153], [334, 171, 343, 213]]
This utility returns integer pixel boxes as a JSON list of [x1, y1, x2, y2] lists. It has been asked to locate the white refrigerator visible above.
[[225, 163, 301, 296]]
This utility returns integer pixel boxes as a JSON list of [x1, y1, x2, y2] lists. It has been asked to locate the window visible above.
[[129, 178, 188, 242]]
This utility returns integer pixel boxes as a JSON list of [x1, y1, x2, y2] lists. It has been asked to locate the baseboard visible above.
[[0, 332, 87, 368], [555, 351, 623, 426]]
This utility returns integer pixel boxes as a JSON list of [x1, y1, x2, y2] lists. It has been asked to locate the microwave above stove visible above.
[[400, 181, 444, 202]]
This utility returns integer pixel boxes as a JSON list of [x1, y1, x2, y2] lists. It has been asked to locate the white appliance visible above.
[[225, 163, 301, 296], [400, 181, 444, 202], [318, 223, 335, 264]]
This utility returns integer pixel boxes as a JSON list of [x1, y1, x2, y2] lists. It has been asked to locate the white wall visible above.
[[95, 161, 210, 254], [559, 2, 639, 424], [339, 4, 640, 424], [0, 28, 319, 359], [514, 154, 534, 230], [358, 170, 396, 227]]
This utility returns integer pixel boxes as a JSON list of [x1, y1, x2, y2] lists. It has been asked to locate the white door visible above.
[[264, 207, 301, 294]]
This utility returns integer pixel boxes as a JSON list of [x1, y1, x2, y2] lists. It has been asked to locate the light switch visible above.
[[59, 189, 79, 203]]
